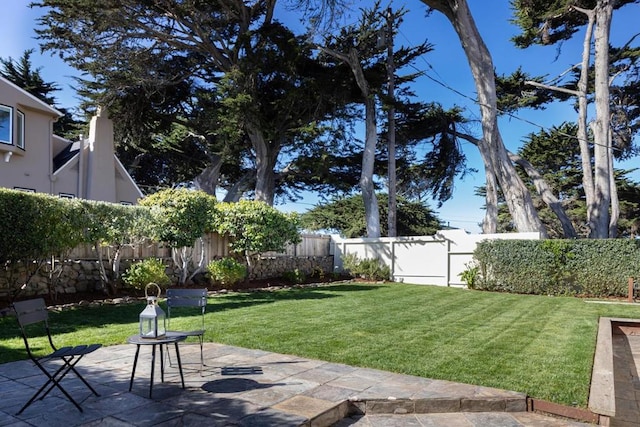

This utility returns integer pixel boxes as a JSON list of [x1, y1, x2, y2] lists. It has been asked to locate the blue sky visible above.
[[2, 0, 639, 233]]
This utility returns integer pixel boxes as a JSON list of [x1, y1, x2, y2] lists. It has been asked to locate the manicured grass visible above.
[[1, 282, 638, 407]]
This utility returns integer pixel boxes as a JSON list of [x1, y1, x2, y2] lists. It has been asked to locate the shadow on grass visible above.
[[0, 283, 386, 355]]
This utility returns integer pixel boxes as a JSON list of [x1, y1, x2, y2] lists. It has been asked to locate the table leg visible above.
[[129, 344, 141, 392], [174, 342, 185, 389], [160, 343, 165, 382], [149, 344, 156, 399]]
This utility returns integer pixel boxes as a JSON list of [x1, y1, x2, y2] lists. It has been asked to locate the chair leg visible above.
[[199, 336, 204, 375], [17, 360, 83, 415], [40, 356, 99, 401], [67, 362, 100, 397]]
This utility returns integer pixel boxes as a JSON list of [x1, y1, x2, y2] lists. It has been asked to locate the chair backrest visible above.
[[13, 298, 49, 327], [12, 298, 52, 357], [166, 289, 207, 328], [166, 289, 208, 308]]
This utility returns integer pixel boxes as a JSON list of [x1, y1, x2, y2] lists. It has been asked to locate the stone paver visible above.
[[611, 331, 640, 427], [0, 341, 610, 426]]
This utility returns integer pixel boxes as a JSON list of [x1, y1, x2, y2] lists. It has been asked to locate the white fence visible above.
[[331, 229, 541, 287]]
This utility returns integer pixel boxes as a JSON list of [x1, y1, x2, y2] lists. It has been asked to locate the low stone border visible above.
[[589, 316, 640, 426], [589, 317, 617, 422]]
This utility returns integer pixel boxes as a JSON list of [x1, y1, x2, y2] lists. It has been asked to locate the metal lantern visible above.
[[139, 283, 166, 339]]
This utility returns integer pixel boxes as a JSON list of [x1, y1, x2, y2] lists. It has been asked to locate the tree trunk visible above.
[[575, 8, 598, 234], [362, 94, 381, 238], [223, 170, 254, 202], [608, 148, 619, 237], [348, 48, 381, 238], [483, 168, 498, 233], [509, 153, 577, 238], [422, 0, 545, 236], [194, 154, 223, 196], [458, 132, 568, 236], [247, 123, 278, 205], [319, 46, 381, 237], [386, 7, 397, 238], [93, 243, 111, 295], [590, 0, 614, 238]]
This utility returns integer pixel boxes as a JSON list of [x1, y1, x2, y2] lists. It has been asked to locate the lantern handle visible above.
[[145, 282, 162, 299]]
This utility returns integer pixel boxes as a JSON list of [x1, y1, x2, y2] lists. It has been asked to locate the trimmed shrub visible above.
[[473, 239, 640, 297], [0, 189, 85, 263], [212, 201, 301, 255], [342, 253, 390, 281], [122, 258, 171, 290], [207, 257, 247, 287], [79, 200, 154, 293], [282, 269, 306, 284], [139, 188, 216, 248]]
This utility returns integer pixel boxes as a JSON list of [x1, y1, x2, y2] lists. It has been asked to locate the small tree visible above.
[[80, 201, 153, 294], [212, 201, 301, 269], [140, 188, 217, 285]]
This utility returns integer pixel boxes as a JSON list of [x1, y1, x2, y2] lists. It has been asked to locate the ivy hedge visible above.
[[472, 239, 640, 297]]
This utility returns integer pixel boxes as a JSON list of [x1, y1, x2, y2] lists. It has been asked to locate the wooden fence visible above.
[[67, 233, 331, 262]]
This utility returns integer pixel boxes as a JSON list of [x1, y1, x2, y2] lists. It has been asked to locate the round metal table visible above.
[[127, 332, 186, 398]]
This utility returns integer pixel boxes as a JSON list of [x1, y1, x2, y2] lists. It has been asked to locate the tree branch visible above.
[[525, 80, 580, 97]]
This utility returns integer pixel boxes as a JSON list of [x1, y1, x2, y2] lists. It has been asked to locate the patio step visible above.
[[274, 394, 528, 427]]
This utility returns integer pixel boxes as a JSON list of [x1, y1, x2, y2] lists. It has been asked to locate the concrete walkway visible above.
[[0, 341, 594, 427]]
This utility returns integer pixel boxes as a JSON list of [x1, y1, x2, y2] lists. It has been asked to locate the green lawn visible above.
[[1, 282, 638, 407]]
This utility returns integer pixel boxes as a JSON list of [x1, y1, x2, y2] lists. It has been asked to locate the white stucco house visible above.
[[0, 75, 142, 204]]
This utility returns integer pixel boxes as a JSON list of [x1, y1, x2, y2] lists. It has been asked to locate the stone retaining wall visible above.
[[0, 255, 334, 299], [248, 255, 334, 280]]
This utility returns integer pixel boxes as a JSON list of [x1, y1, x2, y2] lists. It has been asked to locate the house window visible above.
[[16, 110, 24, 149], [120, 201, 133, 206], [0, 105, 12, 145], [13, 187, 35, 193], [59, 193, 76, 199]]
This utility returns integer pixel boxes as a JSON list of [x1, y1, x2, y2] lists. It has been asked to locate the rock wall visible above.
[[248, 255, 334, 280], [0, 256, 334, 299]]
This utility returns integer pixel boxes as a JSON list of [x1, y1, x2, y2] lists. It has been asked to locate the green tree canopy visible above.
[[32, 0, 360, 204], [139, 188, 217, 248], [301, 194, 442, 238], [212, 201, 301, 255]]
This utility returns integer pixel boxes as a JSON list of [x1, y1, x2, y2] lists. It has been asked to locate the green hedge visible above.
[[0, 189, 85, 263], [0, 189, 302, 295], [472, 239, 640, 297]]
